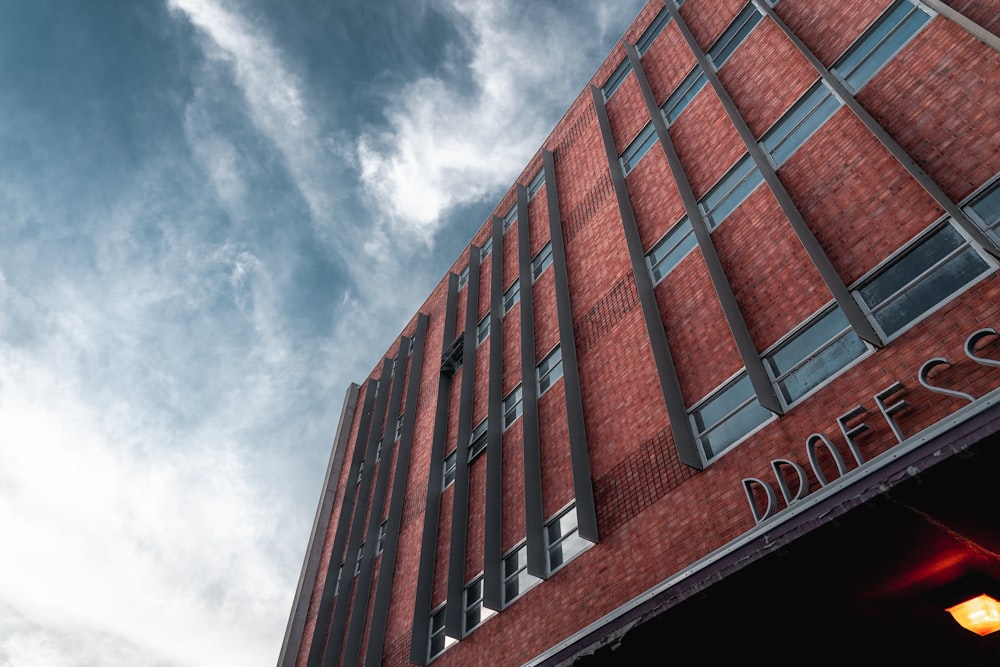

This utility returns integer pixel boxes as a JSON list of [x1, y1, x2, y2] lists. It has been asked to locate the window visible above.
[[545, 505, 589, 573], [468, 418, 488, 461], [357, 459, 364, 484], [354, 542, 364, 575], [503, 543, 541, 606], [503, 385, 523, 429], [700, 154, 764, 230], [707, 3, 762, 68], [620, 121, 657, 176], [480, 235, 493, 259], [503, 280, 520, 314], [691, 374, 772, 460], [661, 67, 707, 124], [760, 81, 842, 168], [832, 1, 931, 92], [377, 521, 387, 554], [855, 223, 993, 339], [394, 415, 404, 440], [334, 564, 343, 596], [601, 59, 632, 101], [462, 577, 497, 635], [442, 450, 457, 489], [526, 169, 545, 200], [636, 7, 671, 55], [457, 265, 470, 290], [647, 217, 697, 284], [764, 307, 869, 406], [967, 178, 1000, 244], [374, 439, 383, 463], [531, 241, 553, 281], [536, 346, 563, 396], [428, 605, 456, 660], [476, 314, 490, 346], [503, 205, 517, 231]]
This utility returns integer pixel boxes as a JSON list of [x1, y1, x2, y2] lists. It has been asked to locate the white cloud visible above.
[[357, 0, 646, 242]]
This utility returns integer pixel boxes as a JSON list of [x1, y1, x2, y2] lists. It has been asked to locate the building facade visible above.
[[280, 1, 1000, 664]]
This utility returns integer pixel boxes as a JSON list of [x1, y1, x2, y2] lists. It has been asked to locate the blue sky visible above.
[[0, 1, 646, 665]]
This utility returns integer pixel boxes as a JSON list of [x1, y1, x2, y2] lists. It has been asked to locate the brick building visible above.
[[279, 1, 1000, 664]]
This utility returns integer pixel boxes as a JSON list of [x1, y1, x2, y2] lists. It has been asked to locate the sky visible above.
[[0, 1, 647, 665]]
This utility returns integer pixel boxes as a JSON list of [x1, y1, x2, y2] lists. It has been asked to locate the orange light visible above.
[[946, 594, 1000, 636]]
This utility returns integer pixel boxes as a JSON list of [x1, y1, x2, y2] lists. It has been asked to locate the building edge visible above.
[[277, 382, 361, 667]]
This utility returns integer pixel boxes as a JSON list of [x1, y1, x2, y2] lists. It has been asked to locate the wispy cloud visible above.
[[357, 0, 646, 242]]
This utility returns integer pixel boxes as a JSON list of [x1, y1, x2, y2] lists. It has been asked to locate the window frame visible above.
[[536, 345, 564, 396], [762, 305, 872, 409], [531, 241, 554, 282], [966, 176, 1000, 244], [428, 604, 456, 661], [442, 450, 457, 489], [831, 1, 932, 94], [544, 504, 590, 575], [468, 418, 488, 462], [706, 3, 763, 69], [601, 58, 632, 101], [689, 372, 774, 463], [620, 121, 657, 176], [852, 220, 995, 342], [502, 541, 541, 607], [476, 314, 490, 347], [503, 385, 523, 429], [526, 169, 545, 200], [647, 216, 697, 284], [462, 575, 498, 636], [503, 280, 520, 314]]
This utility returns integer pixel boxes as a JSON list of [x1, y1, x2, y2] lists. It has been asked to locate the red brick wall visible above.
[[295, 3, 1000, 666]]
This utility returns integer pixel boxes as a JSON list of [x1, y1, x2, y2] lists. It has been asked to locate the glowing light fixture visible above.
[[946, 594, 1000, 636]]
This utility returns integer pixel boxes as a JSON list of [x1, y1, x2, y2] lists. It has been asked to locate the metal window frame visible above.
[[531, 241, 554, 282], [853, 221, 996, 342], [536, 345, 564, 396], [646, 216, 697, 284], [689, 371, 774, 463]]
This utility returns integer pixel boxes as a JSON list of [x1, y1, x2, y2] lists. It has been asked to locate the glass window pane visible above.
[[858, 226, 965, 306], [636, 8, 670, 55], [762, 83, 842, 167], [834, 2, 929, 91], [776, 331, 867, 404], [969, 182, 1000, 242], [708, 4, 762, 68], [701, 155, 764, 229], [602, 59, 632, 100], [767, 308, 850, 376], [700, 400, 771, 459], [621, 122, 657, 175], [648, 217, 697, 284], [662, 68, 707, 123], [872, 247, 989, 336]]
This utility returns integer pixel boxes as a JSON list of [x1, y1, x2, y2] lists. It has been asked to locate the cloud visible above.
[[356, 0, 646, 243], [167, 0, 353, 252]]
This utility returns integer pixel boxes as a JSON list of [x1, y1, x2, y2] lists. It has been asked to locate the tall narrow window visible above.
[[503, 385, 523, 429], [526, 169, 545, 200], [967, 179, 1000, 244], [635, 7, 670, 55], [832, 1, 931, 92], [764, 307, 869, 406], [536, 346, 563, 396], [700, 154, 764, 229], [442, 450, 457, 489], [855, 223, 993, 339], [503, 280, 521, 314], [462, 577, 497, 635], [502, 205, 517, 231], [620, 122, 657, 176], [468, 419, 488, 461], [707, 3, 762, 68], [428, 606, 456, 660], [503, 543, 541, 606], [690, 374, 772, 461], [545, 505, 589, 574], [647, 217, 697, 284], [602, 58, 632, 101], [661, 68, 707, 124], [531, 241, 554, 281], [480, 235, 493, 259], [760, 82, 842, 168], [476, 314, 490, 346]]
